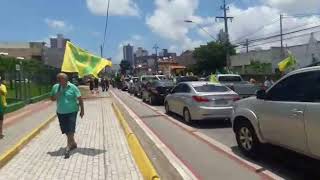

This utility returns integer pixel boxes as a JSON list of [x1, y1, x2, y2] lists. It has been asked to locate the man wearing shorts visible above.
[[0, 78, 7, 139], [51, 73, 84, 158]]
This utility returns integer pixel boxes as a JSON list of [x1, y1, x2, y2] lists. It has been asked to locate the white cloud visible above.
[[146, 0, 204, 51], [196, 4, 320, 51], [45, 18, 73, 31], [266, 0, 320, 14], [86, 0, 139, 16]]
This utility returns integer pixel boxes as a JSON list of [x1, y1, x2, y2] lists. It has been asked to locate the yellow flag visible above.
[[62, 41, 112, 78], [278, 52, 296, 72]]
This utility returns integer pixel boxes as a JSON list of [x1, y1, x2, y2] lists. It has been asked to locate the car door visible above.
[[300, 70, 320, 157], [167, 84, 183, 114], [175, 84, 192, 116], [255, 73, 308, 153]]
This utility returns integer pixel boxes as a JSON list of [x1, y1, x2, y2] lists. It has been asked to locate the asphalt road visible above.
[[113, 89, 320, 180]]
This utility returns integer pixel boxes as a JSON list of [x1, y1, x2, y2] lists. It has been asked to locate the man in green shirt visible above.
[[51, 73, 84, 158]]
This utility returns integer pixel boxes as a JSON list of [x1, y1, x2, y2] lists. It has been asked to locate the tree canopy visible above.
[[192, 41, 236, 75], [120, 60, 131, 74]]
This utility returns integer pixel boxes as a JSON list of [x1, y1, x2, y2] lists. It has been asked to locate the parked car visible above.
[[134, 75, 161, 97], [216, 74, 260, 98], [128, 77, 139, 94], [142, 80, 175, 105], [121, 78, 130, 91], [165, 82, 240, 123], [232, 66, 320, 160]]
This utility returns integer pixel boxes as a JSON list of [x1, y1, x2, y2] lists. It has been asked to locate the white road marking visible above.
[[111, 90, 199, 180], [117, 90, 285, 180]]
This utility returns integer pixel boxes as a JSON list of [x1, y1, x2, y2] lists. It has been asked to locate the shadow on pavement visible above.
[[167, 112, 232, 129], [47, 147, 106, 157], [231, 145, 320, 180]]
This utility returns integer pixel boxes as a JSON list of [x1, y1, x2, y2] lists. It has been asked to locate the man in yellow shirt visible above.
[[0, 78, 7, 139]]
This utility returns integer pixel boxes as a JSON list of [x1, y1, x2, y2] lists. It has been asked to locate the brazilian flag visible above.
[[62, 41, 112, 77]]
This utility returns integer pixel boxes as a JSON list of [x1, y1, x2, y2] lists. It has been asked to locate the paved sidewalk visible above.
[[0, 96, 142, 180], [0, 101, 56, 155]]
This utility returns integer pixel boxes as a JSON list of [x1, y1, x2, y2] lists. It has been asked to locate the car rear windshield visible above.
[[193, 84, 230, 92], [142, 76, 158, 81], [156, 81, 174, 87], [218, 76, 242, 82]]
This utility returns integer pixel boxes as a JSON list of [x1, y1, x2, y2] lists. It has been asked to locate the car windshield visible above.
[[193, 84, 230, 92], [218, 76, 242, 82], [157, 76, 167, 80], [156, 81, 174, 87]]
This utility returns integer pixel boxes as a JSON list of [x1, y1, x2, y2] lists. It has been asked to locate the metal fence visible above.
[[1, 66, 59, 105]]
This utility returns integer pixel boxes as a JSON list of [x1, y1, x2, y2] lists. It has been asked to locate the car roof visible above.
[[287, 66, 320, 76], [182, 81, 222, 86], [216, 74, 241, 77]]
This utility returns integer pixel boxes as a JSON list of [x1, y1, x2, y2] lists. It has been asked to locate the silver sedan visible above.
[[164, 82, 240, 123]]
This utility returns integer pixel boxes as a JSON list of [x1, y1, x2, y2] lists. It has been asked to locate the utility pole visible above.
[[153, 44, 159, 73], [100, 45, 103, 57], [245, 39, 249, 53], [280, 14, 284, 58], [216, 0, 234, 68]]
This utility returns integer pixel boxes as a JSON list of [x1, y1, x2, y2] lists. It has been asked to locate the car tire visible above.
[[149, 95, 156, 105], [165, 102, 171, 114], [235, 120, 261, 157], [183, 108, 193, 124]]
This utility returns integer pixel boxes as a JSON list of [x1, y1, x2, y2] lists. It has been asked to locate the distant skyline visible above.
[[1, 0, 320, 63]]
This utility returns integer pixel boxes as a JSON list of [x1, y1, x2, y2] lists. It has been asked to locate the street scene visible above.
[[1, 0, 320, 180]]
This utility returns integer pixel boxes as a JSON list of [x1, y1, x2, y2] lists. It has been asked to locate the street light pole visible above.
[[184, 20, 217, 41], [153, 44, 159, 74]]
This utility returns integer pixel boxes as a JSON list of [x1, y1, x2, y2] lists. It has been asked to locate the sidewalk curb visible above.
[[0, 114, 56, 168], [112, 103, 160, 180]]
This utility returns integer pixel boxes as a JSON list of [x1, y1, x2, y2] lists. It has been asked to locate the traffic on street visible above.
[[111, 68, 320, 179]]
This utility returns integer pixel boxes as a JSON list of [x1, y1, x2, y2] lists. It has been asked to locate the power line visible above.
[[238, 30, 320, 49], [101, 0, 111, 57], [236, 24, 320, 45], [232, 17, 280, 43]]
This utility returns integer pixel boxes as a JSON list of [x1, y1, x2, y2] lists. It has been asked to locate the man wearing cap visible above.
[[51, 73, 84, 158]]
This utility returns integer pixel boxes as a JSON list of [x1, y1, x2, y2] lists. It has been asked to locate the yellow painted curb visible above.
[[0, 114, 57, 168], [112, 103, 160, 180]]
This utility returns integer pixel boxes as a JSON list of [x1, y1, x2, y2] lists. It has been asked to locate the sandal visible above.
[[70, 143, 77, 151]]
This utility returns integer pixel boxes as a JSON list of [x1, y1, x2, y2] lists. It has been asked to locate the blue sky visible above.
[[1, 0, 320, 64]]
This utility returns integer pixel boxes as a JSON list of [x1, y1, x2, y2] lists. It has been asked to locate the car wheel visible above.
[[149, 95, 156, 105], [235, 120, 261, 157], [165, 102, 171, 114], [183, 108, 193, 124]]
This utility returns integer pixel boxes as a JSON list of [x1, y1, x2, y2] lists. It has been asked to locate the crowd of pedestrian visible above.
[[89, 77, 110, 94]]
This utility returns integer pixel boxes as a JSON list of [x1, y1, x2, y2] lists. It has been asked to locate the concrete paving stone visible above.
[[0, 97, 142, 180]]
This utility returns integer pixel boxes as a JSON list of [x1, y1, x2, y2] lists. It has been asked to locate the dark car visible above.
[[142, 80, 175, 105]]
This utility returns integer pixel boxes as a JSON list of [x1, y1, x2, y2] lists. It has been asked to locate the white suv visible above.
[[232, 66, 320, 159]]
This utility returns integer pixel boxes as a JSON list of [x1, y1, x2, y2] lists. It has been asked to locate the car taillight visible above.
[[192, 96, 210, 103], [232, 96, 241, 101]]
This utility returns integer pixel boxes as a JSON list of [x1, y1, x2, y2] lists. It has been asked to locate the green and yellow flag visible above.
[[210, 74, 219, 83], [278, 52, 296, 72], [62, 41, 112, 78]]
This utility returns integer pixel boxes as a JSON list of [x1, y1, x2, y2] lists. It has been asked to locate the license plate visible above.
[[215, 99, 229, 105]]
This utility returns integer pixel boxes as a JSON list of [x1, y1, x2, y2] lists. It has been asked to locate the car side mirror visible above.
[[256, 89, 266, 100]]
